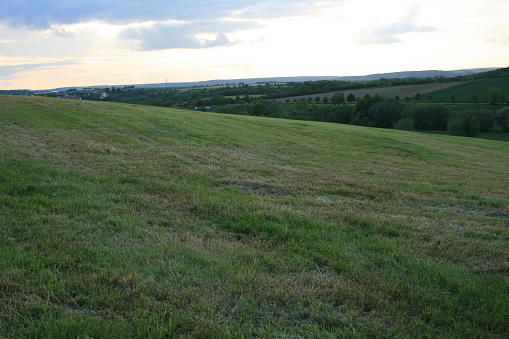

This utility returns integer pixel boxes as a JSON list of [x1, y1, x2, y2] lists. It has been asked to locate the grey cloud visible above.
[[0, 0, 325, 29], [356, 6, 436, 45], [120, 21, 257, 50], [0, 60, 80, 77]]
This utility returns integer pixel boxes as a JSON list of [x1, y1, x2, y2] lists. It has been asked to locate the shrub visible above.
[[495, 107, 509, 131], [394, 118, 414, 131]]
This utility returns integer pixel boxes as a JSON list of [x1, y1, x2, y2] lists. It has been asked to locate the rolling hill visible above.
[[1, 95, 508, 337]]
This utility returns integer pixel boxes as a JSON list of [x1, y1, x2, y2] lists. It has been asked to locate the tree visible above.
[[495, 107, 509, 131], [325, 105, 353, 124], [447, 119, 465, 136], [487, 87, 503, 105], [314, 97, 321, 103], [251, 102, 269, 116], [293, 83, 310, 95], [360, 117, 371, 127], [295, 97, 309, 111], [474, 109, 495, 132], [406, 104, 450, 130], [415, 92, 421, 101], [447, 110, 481, 137], [367, 101, 402, 128], [346, 93, 356, 102], [330, 92, 345, 105], [322, 97, 329, 104]]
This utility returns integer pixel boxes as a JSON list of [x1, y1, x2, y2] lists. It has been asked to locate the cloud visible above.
[[0, 0, 333, 52], [356, 5, 436, 45], [0, 0, 327, 29], [120, 20, 257, 51], [0, 60, 80, 77], [53, 28, 74, 39]]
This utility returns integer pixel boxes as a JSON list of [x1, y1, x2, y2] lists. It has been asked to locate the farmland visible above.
[[275, 82, 464, 103], [425, 78, 509, 102], [1, 95, 508, 337]]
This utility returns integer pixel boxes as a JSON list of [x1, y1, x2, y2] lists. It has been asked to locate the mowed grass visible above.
[[1, 95, 508, 338]]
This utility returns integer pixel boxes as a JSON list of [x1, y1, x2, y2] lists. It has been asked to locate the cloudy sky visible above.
[[1, 0, 508, 90]]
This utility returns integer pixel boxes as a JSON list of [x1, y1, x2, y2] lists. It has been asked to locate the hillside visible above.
[[1, 95, 508, 337], [42, 67, 496, 91]]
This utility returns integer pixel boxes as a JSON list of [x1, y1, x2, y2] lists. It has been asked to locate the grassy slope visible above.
[[1, 95, 508, 338]]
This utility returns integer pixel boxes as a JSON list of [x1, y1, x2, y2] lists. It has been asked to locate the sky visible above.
[[0, 0, 508, 90]]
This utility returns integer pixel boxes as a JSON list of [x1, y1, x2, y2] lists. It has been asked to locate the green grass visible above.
[[426, 78, 509, 102], [1, 95, 509, 338]]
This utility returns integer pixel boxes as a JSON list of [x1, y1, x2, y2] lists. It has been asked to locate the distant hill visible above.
[[334, 68, 498, 81], [38, 67, 499, 92], [125, 68, 500, 89]]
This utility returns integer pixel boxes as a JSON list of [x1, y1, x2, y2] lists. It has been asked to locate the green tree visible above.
[[330, 92, 345, 105], [495, 107, 509, 131], [394, 118, 414, 131], [293, 83, 310, 95], [360, 117, 371, 127], [447, 110, 481, 137], [468, 115, 480, 137], [251, 102, 269, 116], [322, 97, 329, 104], [350, 115, 360, 126], [474, 109, 495, 132], [314, 97, 321, 103], [325, 105, 353, 124], [415, 92, 421, 101], [447, 118, 465, 136], [295, 97, 309, 111], [367, 101, 402, 128], [405, 104, 450, 130], [346, 93, 356, 102], [487, 87, 503, 105]]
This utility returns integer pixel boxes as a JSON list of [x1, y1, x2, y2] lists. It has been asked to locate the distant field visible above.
[[1, 95, 508, 337], [425, 78, 509, 102], [276, 82, 463, 102]]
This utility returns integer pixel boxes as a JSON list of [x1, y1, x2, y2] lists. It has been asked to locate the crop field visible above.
[[276, 83, 463, 103], [425, 78, 509, 102], [1, 95, 508, 337]]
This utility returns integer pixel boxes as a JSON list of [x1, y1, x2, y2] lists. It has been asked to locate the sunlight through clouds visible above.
[[0, 0, 507, 89]]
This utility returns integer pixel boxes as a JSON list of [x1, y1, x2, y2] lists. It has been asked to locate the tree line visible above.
[[212, 93, 509, 138]]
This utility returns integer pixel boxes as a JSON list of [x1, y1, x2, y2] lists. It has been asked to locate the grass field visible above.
[[426, 78, 509, 103], [1, 95, 508, 337]]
